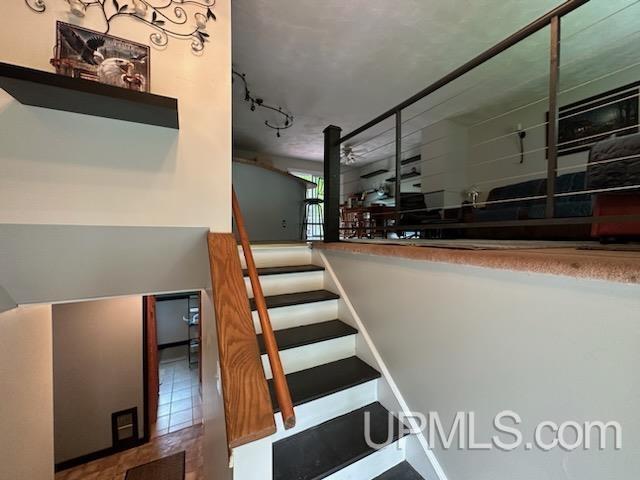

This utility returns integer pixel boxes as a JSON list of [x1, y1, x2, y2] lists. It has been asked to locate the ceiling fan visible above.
[[341, 145, 367, 165]]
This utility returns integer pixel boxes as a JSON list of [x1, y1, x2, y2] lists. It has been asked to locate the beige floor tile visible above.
[[169, 409, 192, 427], [169, 420, 193, 433]]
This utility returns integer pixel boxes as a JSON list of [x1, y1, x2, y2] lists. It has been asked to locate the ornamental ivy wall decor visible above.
[[233, 70, 294, 138], [25, 0, 217, 53]]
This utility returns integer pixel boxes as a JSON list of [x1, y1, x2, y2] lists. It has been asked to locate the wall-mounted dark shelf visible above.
[[360, 169, 389, 179], [386, 170, 421, 183], [401, 155, 421, 166], [413, 183, 422, 188], [0, 62, 179, 129]]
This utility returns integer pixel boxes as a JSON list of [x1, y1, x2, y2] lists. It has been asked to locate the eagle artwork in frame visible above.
[[52, 21, 150, 92]]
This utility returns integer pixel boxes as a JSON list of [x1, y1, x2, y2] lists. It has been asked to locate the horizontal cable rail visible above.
[[339, 214, 640, 232], [232, 188, 296, 429], [324, 0, 640, 242], [362, 183, 640, 219], [339, 0, 591, 144]]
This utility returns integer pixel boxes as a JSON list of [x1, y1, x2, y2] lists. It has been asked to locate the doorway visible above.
[[145, 291, 202, 438]]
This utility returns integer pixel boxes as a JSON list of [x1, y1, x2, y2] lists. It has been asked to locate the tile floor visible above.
[[153, 357, 202, 438], [55, 423, 203, 480]]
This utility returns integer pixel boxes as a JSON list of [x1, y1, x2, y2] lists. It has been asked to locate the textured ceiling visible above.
[[232, 0, 639, 163]]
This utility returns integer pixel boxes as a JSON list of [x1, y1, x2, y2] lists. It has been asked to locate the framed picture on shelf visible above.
[[52, 21, 150, 92], [547, 81, 640, 156]]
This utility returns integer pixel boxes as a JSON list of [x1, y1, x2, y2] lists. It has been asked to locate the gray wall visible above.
[[324, 250, 640, 480], [53, 297, 144, 464], [0, 285, 15, 314], [0, 305, 54, 480], [156, 298, 190, 345], [0, 224, 210, 305], [233, 162, 307, 241]]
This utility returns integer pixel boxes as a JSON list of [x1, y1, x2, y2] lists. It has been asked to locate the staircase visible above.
[[239, 243, 425, 480]]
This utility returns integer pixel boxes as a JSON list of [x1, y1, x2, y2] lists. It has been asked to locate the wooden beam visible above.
[[208, 233, 276, 449]]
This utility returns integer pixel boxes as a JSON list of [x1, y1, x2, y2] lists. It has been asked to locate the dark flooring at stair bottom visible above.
[[268, 356, 380, 413], [243, 264, 325, 277], [373, 461, 424, 480], [273, 402, 405, 480], [257, 319, 357, 354], [250, 289, 339, 311]]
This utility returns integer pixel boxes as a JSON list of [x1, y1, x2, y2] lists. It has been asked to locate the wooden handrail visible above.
[[232, 188, 296, 429], [208, 233, 276, 448]]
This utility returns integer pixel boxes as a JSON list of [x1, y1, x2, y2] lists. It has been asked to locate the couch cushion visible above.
[[587, 133, 640, 190], [486, 179, 545, 208]]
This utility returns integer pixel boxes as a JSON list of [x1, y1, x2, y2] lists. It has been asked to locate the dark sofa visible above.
[[474, 171, 592, 223]]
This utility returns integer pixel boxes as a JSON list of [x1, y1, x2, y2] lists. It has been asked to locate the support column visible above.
[[323, 125, 342, 242], [395, 111, 402, 227], [546, 15, 561, 218]]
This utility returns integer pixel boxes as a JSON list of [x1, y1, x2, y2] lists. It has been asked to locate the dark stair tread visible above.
[[273, 402, 406, 480], [250, 289, 339, 311], [269, 356, 380, 413], [257, 320, 357, 355], [373, 462, 425, 480], [243, 265, 325, 277]]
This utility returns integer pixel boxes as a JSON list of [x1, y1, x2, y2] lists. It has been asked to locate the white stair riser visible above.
[[238, 246, 312, 269], [245, 271, 324, 299], [324, 438, 407, 480], [271, 380, 378, 442], [232, 436, 272, 480], [262, 335, 355, 379], [252, 300, 339, 333]]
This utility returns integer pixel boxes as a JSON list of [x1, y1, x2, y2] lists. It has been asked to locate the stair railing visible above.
[[232, 188, 296, 429]]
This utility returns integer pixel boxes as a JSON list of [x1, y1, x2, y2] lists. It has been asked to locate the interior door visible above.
[[144, 295, 159, 432]]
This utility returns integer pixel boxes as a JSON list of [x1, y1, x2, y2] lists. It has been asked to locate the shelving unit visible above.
[[187, 294, 200, 370], [401, 154, 421, 166], [360, 169, 389, 179], [0, 62, 179, 129], [386, 169, 421, 183]]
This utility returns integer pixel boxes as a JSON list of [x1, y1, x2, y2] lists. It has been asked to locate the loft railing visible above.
[[232, 188, 296, 429], [323, 0, 640, 241]]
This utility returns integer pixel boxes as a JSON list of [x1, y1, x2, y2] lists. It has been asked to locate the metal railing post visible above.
[[395, 111, 402, 228], [546, 15, 561, 218], [324, 125, 342, 242]]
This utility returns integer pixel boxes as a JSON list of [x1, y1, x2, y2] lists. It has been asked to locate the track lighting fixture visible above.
[[232, 69, 294, 139]]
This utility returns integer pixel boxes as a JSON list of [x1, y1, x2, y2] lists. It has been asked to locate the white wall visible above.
[[324, 250, 640, 480], [200, 288, 233, 480], [0, 1, 231, 229], [0, 305, 54, 480], [156, 298, 189, 345], [52, 297, 144, 464]]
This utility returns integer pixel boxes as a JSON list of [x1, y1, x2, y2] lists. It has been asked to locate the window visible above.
[[293, 173, 324, 240]]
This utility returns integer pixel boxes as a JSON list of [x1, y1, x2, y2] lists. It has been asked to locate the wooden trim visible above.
[[154, 291, 200, 302], [232, 189, 296, 429], [233, 157, 317, 189], [207, 233, 276, 448], [54, 438, 147, 472]]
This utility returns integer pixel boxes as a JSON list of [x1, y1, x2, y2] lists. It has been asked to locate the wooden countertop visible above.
[[314, 241, 640, 285]]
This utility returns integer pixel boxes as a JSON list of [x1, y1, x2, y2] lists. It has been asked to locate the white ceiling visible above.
[[231, 0, 639, 163]]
